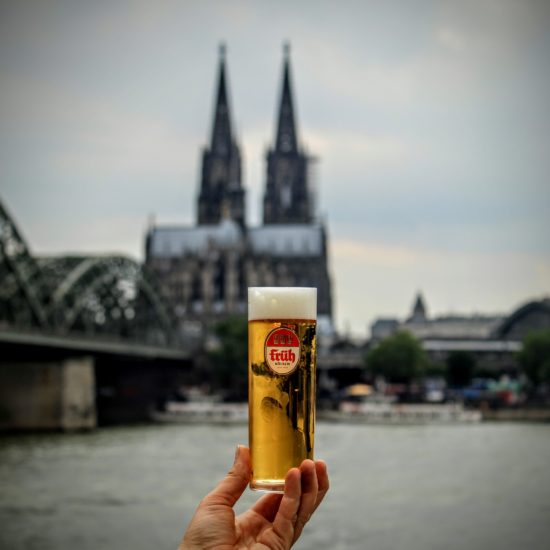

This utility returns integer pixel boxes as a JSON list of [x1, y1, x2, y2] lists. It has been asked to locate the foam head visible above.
[[248, 287, 317, 321]]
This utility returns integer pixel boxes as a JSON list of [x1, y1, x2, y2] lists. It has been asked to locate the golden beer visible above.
[[248, 287, 317, 492]]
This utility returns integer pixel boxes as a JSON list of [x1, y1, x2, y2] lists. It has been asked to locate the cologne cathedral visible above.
[[145, 46, 333, 335]]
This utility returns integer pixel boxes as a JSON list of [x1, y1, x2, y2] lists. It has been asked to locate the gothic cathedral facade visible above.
[[145, 46, 333, 335]]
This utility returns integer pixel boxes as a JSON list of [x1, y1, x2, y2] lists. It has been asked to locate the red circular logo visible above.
[[264, 327, 301, 375]]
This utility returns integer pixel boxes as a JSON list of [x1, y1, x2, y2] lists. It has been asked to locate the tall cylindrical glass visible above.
[[248, 287, 317, 493]]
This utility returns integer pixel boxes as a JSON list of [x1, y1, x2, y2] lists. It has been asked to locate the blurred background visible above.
[[1, 1, 549, 549]]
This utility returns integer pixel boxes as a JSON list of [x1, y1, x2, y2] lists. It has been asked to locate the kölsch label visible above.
[[264, 327, 301, 375]]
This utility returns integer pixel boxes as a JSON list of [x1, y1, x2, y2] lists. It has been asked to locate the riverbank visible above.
[[318, 403, 482, 424], [481, 407, 550, 422]]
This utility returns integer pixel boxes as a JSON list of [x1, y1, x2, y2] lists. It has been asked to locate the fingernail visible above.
[[234, 445, 242, 464]]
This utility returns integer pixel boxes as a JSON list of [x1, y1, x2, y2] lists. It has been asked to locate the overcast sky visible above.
[[1, 0, 549, 337]]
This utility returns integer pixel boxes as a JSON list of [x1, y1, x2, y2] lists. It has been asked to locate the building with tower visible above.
[[369, 291, 550, 375], [145, 45, 333, 338]]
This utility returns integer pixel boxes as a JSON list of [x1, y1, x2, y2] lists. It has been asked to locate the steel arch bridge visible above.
[[0, 200, 178, 347]]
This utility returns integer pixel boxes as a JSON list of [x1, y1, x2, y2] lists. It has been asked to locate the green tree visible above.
[[366, 331, 427, 383], [518, 329, 550, 386], [207, 315, 248, 398], [446, 351, 476, 387], [424, 361, 447, 379]]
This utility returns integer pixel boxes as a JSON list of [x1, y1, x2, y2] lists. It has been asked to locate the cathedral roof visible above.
[[148, 219, 243, 257], [249, 224, 323, 257], [147, 223, 325, 258]]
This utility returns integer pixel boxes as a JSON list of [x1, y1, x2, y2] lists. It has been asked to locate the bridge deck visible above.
[[0, 329, 189, 360]]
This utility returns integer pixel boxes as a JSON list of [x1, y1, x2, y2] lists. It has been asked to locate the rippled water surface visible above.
[[1, 422, 549, 549]]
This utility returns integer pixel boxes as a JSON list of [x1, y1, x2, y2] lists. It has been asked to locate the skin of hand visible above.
[[179, 445, 329, 550]]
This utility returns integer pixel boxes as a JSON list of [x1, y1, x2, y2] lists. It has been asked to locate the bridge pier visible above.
[[0, 330, 192, 430], [0, 357, 96, 431]]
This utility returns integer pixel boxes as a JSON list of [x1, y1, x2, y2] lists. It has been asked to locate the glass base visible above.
[[250, 479, 285, 493]]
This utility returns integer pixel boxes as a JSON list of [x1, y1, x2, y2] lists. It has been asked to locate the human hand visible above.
[[179, 445, 329, 550]]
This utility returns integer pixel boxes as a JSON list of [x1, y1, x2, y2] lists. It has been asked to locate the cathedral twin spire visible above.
[[274, 43, 299, 155], [264, 42, 312, 225], [210, 44, 232, 157], [198, 44, 244, 227], [198, 43, 313, 228]]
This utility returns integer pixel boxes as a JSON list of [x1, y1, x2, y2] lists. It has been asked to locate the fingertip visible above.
[[234, 444, 242, 463], [234, 445, 250, 467], [315, 459, 327, 472], [315, 459, 329, 491], [299, 458, 315, 472], [284, 467, 301, 496], [285, 466, 301, 481], [300, 459, 318, 494]]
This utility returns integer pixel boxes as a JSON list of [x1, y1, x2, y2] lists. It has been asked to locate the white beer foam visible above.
[[248, 287, 317, 320]]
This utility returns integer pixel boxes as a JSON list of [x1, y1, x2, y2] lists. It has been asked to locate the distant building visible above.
[[370, 292, 550, 374], [494, 299, 550, 341], [370, 318, 399, 341], [401, 292, 502, 341], [145, 45, 333, 337]]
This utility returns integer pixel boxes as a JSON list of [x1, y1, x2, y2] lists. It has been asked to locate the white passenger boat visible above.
[[151, 401, 248, 424]]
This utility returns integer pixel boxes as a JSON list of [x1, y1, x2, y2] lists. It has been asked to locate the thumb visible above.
[[202, 445, 251, 508]]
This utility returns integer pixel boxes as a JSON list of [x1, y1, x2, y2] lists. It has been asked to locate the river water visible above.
[[1, 421, 549, 550]]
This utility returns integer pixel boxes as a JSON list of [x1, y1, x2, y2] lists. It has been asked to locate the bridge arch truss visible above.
[[1, 198, 178, 346]]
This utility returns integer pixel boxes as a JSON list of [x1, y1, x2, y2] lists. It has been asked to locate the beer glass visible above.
[[248, 287, 317, 492]]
